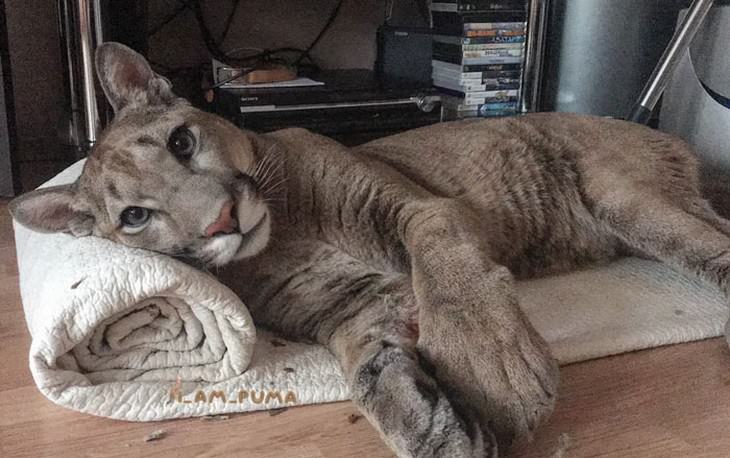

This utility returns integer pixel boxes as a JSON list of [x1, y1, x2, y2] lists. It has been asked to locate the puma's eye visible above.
[[120, 207, 151, 228], [167, 126, 196, 158]]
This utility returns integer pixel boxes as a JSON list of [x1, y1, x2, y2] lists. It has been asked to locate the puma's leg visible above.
[[686, 197, 730, 239], [593, 190, 730, 298], [688, 201, 730, 343], [399, 199, 560, 450], [592, 190, 730, 343], [234, 242, 493, 457]]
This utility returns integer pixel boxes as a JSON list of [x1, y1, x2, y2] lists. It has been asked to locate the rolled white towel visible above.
[[14, 160, 260, 418]]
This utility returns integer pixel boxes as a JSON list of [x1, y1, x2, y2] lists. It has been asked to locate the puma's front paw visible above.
[[416, 270, 559, 451], [419, 314, 558, 449], [351, 343, 498, 458]]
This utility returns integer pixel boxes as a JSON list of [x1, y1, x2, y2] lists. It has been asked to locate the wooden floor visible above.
[[2, 198, 730, 458]]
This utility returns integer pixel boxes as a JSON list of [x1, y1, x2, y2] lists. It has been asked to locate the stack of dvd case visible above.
[[430, 1, 527, 118]]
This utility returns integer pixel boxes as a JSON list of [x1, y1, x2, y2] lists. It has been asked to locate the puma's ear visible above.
[[9, 185, 94, 236], [95, 42, 175, 113]]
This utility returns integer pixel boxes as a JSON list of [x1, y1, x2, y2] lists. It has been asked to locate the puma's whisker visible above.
[[261, 177, 288, 197], [255, 154, 283, 191]]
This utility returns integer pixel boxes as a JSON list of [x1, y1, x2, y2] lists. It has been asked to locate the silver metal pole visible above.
[[627, 0, 715, 124], [521, 0, 549, 113], [92, 0, 104, 45], [76, 0, 100, 150], [57, 0, 82, 149]]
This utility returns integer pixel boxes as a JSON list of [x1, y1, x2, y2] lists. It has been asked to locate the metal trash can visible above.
[[540, 0, 688, 117], [660, 6, 730, 174]]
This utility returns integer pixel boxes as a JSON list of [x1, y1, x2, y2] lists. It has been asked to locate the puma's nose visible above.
[[205, 201, 237, 237]]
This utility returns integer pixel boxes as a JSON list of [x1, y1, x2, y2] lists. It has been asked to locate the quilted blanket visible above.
[[13, 161, 730, 421]]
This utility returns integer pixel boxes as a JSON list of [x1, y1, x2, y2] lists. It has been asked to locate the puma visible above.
[[11, 42, 730, 457]]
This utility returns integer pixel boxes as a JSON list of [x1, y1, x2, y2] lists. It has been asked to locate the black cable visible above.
[[188, 0, 229, 61], [149, 0, 343, 78], [227, 47, 305, 64], [218, 0, 242, 46], [294, 0, 345, 66]]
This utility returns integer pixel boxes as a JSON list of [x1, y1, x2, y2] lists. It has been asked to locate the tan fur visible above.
[[11, 43, 730, 457]]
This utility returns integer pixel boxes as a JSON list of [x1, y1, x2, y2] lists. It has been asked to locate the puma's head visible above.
[[9, 42, 278, 266]]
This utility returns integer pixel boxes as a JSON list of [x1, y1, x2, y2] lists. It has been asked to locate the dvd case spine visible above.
[[432, 60, 522, 73], [437, 86, 518, 98], [430, 1, 526, 13], [432, 52, 523, 66], [432, 69, 522, 84], [435, 35, 526, 44], [432, 76, 520, 92], [431, 11, 527, 35], [433, 41, 524, 53], [462, 42, 524, 51]]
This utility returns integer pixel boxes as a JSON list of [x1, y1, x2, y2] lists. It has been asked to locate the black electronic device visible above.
[[376, 25, 435, 86], [211, 69, 441, 146]]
